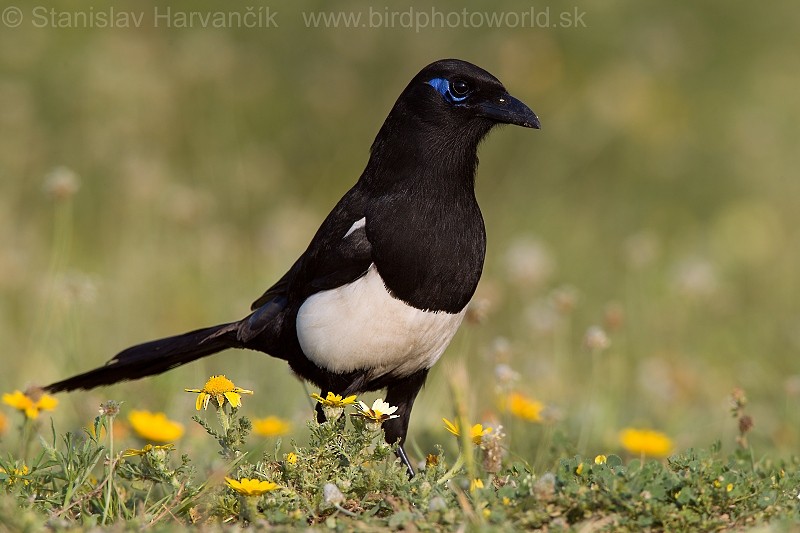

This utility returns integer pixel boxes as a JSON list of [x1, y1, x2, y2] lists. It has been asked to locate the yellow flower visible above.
[[619, 428, 673, 458], [354, 399, 399, 423], [285, 452, 298, 465], [442, 418, 492, 445], [506, 392, 544, 423], [122, 443, 175, 457], [470, 478, 484, 492], [575, 462, 584, 475], [310, 392, 357, 408], [128, 410, 184, 442], [594, 454, 607, 465], [185, 375, 253, 411], [726, 483, 734, 492], [471, 424, 493, 445], [426, 453, 439, 466], [225, 477, 279, 496], [2, 390, 58, 419], [0, 464, 30, 485], [443, 417, 460, 436], [252, 416, 291, 437]]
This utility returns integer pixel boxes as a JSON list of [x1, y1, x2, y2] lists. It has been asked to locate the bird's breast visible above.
[[367, 196, 487, 313], [295, 264, 466, 378]]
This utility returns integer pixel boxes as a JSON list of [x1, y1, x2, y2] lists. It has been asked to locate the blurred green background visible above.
[[1, 0, 799, 462]]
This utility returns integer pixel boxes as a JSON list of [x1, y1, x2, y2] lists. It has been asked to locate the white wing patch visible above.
[[343, 217, 366, 239], [296, 264, 466, 379]]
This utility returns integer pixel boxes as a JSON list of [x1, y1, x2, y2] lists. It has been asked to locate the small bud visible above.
[[99, 400, 122, 418], [43, 166, 80, 201], [23, 386, 45, 402], [671, 257, 718, 299], [730, 388, 747, 411], [494, 364, 520, 387], [533, 472, 556, 502], [551, 285, 579, 315], [738, 415, 753, 435], [487, 337, 512, 363], [321, 405, 345, 421], [603, 301, 625, 331], [584, 326, 610, 352], [504, 237, 556, 288], [322, 483, 344, 505], [481, 425, 506, 473]]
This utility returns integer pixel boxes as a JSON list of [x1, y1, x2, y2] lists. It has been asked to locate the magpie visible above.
[[43, 59, 540, 475]]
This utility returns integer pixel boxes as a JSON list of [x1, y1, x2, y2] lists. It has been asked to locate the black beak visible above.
[[477, 93, 541, 129]]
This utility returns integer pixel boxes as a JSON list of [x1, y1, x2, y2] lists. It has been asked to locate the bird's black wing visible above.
[[251, 187, 373, 308], [250, 257, 302, 310], [241, 188, 373, 342], [300, 219, 373, 297]]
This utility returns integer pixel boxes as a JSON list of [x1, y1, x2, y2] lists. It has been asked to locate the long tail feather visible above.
[[44, 323, 241, 393]]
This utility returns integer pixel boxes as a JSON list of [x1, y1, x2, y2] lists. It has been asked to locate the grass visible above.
[[1, 388, 799, 530], [2, 0, 800, 530]]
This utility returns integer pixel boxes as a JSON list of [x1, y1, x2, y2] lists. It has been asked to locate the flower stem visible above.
[[239, 495, 259, 523], [102, 416, 116, 524], [334, 503, 358, 517], [577, 346, 601, 454], [437, 451, 466, 485], [19, 417, 32, 459], [217, 403, 230, 435]]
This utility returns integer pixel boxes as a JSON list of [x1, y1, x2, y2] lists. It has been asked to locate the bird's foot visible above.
[[396, 446, 415, 478]]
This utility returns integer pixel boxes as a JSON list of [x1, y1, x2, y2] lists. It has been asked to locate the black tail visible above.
[[44, 322, 242, 393]]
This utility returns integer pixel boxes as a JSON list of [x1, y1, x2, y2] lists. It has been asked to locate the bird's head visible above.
[[366, 59, 539, 186], [408, 58, 540, 133]]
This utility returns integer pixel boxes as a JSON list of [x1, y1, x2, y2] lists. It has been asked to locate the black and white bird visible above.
[[44, 58, 540, 474]]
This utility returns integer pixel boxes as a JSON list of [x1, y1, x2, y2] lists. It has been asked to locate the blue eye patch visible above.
[[426, 77, 469, 104]]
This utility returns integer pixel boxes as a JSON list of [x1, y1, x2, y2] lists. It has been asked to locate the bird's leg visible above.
[[396, 447, 414, 477], [382, 369, 430, 478], [315, 400, 327, 423]]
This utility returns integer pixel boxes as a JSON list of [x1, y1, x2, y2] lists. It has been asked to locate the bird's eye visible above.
[[451, 79, 470, 97], [426, 77, 471, 104]]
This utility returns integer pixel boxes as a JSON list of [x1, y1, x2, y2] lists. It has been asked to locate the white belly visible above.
[[296, 264, 466, 379]]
